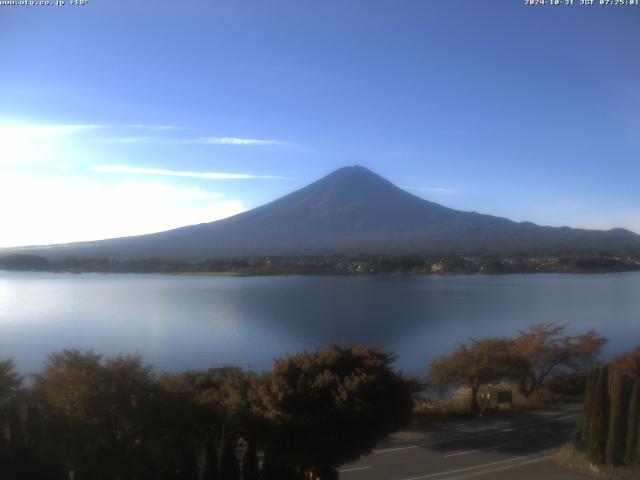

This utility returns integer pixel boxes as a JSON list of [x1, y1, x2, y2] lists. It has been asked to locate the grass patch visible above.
[[555, 443, 640, 479], [413, 394, 477, 424]]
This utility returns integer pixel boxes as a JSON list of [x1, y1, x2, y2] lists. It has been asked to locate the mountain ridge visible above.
[[4, 166, 640, 259]]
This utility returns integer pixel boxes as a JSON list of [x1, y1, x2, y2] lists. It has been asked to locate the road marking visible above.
[[374, 445, 419, 453], [368, 413, 579, 457], [444, 443, 510, 458], [433, 413, 580, 446], [441, 455, 553, 480], [398, 455, 531, 480], [338, 466, 372, 473]]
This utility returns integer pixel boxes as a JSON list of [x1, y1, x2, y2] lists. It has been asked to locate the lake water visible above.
[[0, 271, 638, 377]]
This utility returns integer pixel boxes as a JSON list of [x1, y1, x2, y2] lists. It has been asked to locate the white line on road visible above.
[[441, 455, 553, 480], [398, 455, 531, 480], [337, 466, 372, 473], [374, 445, 419, 454], [443, 443, 510, 458], [365, 413, 578, 458], [433, 413, 580, 446]]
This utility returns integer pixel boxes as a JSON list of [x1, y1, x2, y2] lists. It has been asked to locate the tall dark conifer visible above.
[[625, 378, 640, 466], [587, 366, 609, 465], [606, 370, 629, 466], [579, 368, 597, 445]]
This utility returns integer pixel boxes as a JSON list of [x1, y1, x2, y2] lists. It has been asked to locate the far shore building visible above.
[[430, 261, 445, 273]]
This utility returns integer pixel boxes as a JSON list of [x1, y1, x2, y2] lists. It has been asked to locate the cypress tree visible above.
[[587, 366, 609, 465], [579, 368, 597, 445], [606, 370, 629, 466], [625, 378, 640, 466]]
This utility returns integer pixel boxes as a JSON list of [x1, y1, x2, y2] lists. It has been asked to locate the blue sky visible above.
[[1, 0, 639, 247]]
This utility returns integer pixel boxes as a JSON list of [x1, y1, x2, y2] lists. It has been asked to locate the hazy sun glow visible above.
[[0, 123, 99, 165], [0, 174, 244, 248], [0, 121, 257, 247]]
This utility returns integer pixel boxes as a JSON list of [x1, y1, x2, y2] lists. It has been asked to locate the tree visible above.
[[0, 359, 24, 480], [159, 366, 263, 479], [511, 323, 607, 397], [578, 367, 598, 446], [612, 345, 640, 466], [159, 370, 224, 480], [606, 369, 630, 466], [579, 346, 640, 468], [0, 359, 21, 401], [587, 366, 609, 465], [0, 359, 22, 431], [613, 345, 640, 379], [258, 344, 419, 478], [33, 350, 170, 480], [625, 378, 640, 466], [429, 338, 528, 414]]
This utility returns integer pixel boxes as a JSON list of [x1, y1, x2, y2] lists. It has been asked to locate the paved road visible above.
[[339, 404, 592, 480]]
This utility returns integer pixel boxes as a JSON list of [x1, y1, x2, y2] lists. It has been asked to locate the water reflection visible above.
[[0, 271, 638, 376]]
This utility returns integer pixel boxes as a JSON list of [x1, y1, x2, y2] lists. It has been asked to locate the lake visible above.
[[0, 271, 638, 377]]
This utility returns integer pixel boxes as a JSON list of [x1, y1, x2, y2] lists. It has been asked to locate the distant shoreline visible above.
[[2, 252, 640, 277]]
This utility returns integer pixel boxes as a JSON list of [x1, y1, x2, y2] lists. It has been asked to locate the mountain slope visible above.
[[6, 166, 640, 259]]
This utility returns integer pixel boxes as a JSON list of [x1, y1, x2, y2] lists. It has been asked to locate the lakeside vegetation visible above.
[[0, 345, 418, 480], [1, 253, 640, 275], [555, 346, 640, 477], [426, 323, 607, 415], [0, 323, 614, 479]]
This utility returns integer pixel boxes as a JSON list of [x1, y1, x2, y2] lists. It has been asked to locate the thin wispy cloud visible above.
[[92, 165, 293, 180], [401, 185, 459, 195], [94, 136, 156, 144], [92, 135, 289, 146], [117, 124, 180, 131], [1, 120, 286, 147], [197, 137, 287, 146]]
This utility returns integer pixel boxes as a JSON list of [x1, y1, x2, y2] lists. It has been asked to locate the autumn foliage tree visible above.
[[429, 338, 528, 414], [32, 350, 168, 480], [511, 323, 607, 397], [158, 367, 263, 480], [258, 344, 419, 479], [613, 345, 640, 379]]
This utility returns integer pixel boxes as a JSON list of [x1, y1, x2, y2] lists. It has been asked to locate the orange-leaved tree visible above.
[[511, 323, 607, 397], [429, 338, 529, 414]]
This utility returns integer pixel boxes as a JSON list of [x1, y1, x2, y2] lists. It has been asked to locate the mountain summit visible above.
[[7, 166, 640, 259]]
